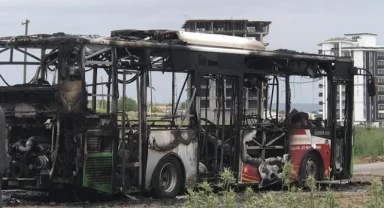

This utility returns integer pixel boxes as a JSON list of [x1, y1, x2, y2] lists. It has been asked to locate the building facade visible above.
[[182, 19, 271, 45], [182, 19, 270, 123], [318, 33, 384, 125]]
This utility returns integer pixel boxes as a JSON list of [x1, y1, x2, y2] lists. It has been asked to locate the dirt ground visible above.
[[3, 161, 384, 208], [335, 175, 381, 208], [354, 155, 384, 164]]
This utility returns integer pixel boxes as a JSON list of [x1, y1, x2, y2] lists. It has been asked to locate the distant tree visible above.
[[118, 97, 137, 112], [97, 100, 107, 109], [152, 106, 163, 113], [179, 101, 187, 109]]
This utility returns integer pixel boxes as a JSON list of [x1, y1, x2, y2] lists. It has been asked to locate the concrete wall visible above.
[[321, 43, 334, 51], [353, 51, 365, 122], [345, 34, 377, 47]]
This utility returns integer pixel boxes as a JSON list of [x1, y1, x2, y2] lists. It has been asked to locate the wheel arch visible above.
[[149, 152, 186, 191], [299, 148, 325, 181]]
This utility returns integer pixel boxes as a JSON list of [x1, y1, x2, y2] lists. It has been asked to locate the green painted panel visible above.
[[83, 153, 113, 194], [350, 146, 354, 177]]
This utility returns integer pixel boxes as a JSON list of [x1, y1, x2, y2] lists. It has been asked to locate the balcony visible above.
[[378, 52, 384, 60], [378, 61, 384, 68], [378, 91, 384, 96], [377, 95, 384, 103], [377, 104, 384, 111], [377, 69, 384, 76], [376, 77, 384, 85]]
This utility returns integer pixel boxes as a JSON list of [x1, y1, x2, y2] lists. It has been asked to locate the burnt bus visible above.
[[0, 30, 375, 198]]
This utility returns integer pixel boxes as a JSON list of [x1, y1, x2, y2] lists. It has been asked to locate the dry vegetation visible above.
[[354, 127, 384, 164], [183, 162, 384, 208], [354, 127, 384, 156]]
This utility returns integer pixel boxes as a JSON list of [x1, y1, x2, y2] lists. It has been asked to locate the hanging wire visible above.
[[292, 77, 295, 100], [0, 74, 10, 86]]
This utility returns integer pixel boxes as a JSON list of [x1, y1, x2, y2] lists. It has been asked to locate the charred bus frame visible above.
[[0, 30, 375, 198]]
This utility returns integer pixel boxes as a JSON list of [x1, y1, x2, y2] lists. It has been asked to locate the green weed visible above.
[[363, 178, 384, 208], [183, 160, 384, 208], [354, 127, 384, 156]]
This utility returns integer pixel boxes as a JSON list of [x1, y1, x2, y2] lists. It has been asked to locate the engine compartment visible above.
[[0, 84, 56, 182]]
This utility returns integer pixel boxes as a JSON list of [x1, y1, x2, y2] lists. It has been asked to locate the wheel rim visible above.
[[159, 163, 177, 193], [305, 158, 317, 179]]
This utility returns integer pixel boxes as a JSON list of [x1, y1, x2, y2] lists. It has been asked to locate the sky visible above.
[[0, 0, 382, 105]]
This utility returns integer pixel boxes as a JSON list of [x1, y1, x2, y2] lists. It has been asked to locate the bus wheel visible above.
[[153, 157, 182, 199], [300, 152, 321, 182]]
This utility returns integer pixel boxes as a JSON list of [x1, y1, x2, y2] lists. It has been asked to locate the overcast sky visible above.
[[0, 0, 382, 105]]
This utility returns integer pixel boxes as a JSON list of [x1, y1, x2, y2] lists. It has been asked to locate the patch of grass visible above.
[[183, 162, 342, 208], [355, 127, 384, 157], [363, 178, 384, 208], [183, 161, 384, 207]]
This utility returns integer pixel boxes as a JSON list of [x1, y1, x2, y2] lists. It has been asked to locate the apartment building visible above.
[[182, 19, 271, 45], [318, 33, 384, 125], [182, 19, 270, 123]]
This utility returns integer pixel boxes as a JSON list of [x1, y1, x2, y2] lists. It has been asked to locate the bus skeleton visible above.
[[0, 29, 376, 198]]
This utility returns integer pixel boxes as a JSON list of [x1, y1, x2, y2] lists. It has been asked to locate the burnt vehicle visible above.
[[0, 30, 376, 198]]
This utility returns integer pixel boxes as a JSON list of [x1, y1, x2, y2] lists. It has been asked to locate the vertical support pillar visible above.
[[121, 69, 127, 192], [285, 74, 291, 154], [339, 85, 343, 122], [170, 45, 176, 126], [345, 69, 355, 177], [139, 49, 150, 192], [9, 48, 13, 63], [285, 75, 291, 122], [107, 72, 111, 114], [214, 75, 221, 172], [136, 73, 142, 191], [327, 71, 335, 127], [139, 70, 148, 192], [220, 76, 226, 171], [192, 69, 201, 182], [260, 82, 265, 120], [275, 77, 279, 121], [111, 47, 118, 115], [22, 19, 30, 84], [92, 67, 97, 111], [79, 46, 86, 93], [172, 71, 175, 125], [229, 78, 235, 167], [328, 65, 337, 174], [40, 47, 46, 80], [57, 48, 64, 83], [235, 73, 244, 179]]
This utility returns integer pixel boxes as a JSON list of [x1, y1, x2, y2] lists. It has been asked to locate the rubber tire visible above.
[[299, 151, 322, 182], [152, 156, 183, 199]]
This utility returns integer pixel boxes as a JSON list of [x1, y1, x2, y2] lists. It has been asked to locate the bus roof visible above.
[[0, 30, 352, 64]]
